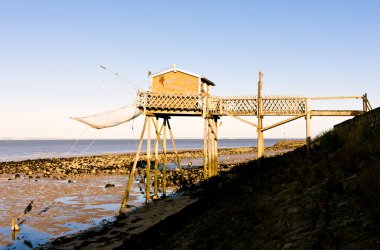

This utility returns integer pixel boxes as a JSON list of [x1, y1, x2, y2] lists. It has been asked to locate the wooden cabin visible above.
[[149, 64, 215, 95]]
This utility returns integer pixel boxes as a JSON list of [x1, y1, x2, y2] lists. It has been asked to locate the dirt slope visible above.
[[121, 108, 380, 249]]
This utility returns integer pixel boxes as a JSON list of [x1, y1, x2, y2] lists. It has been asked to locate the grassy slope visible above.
[[120, 110, 380, 250]]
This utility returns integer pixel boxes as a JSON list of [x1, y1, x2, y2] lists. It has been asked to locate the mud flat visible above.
[[0, 140, 304, 249]]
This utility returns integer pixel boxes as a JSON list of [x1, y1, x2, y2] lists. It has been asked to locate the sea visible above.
[[0, 139, 281, 162]]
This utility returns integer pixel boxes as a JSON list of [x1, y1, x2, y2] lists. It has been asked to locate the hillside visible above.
[[121, 108, 380, 249]]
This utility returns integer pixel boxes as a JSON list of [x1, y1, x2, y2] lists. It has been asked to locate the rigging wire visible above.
[[100, 65, 142, 91]]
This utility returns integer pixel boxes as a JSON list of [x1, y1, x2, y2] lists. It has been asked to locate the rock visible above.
[[15, 174, 21, 179], [68, 180, 73, 183], [27, 171, 33, 175], [105, 183, 115, 188]]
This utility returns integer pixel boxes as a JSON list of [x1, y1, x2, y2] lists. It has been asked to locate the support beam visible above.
[[309, 96, 362, 100], [119, 116, 148, 215], [203, 118, 208, 179], [162, 118, 167, 196], [223, 112, 258, 127], [257, 71, 264, 159], [167, 119, 183, 184], [145, 117, 151, 204], [207, 119, 212, 177], [153, 117, 159, 199], [310, 110, 364, 116], [262, 113, 306, 132], [306, 99, 311, 155], [213, 118, 219, 176]]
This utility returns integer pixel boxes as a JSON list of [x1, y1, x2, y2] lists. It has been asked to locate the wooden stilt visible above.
[[257, 72, 264, 159], [167, 119, 183, 185], [203, 118, 208, 179], [145, 117, 152, 203], [119, 116, 148, 215], [306, 98, 311, 156], [214, 118, 219, 175], [208, 119, 213, 177], [153, 117, 159, 199], [162, 118, 167, 196]]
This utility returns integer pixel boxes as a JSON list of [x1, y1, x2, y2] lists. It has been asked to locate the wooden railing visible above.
[[136, 91, 307, 116]]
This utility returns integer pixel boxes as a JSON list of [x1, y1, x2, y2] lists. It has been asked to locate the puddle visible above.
[[0, 173, 170, 249]]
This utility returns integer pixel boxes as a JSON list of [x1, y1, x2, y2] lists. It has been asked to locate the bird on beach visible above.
[[23, 200, 34, 215]]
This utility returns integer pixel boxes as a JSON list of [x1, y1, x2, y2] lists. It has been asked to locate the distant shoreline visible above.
[[0, 140, 306, 177]]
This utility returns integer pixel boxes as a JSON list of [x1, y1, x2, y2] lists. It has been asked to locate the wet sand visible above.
[[0, 141, 305, 249]]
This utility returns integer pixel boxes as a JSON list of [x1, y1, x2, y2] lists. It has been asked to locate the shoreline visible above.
[[0, 140, 305, 178], [0, 140, 305, 249]]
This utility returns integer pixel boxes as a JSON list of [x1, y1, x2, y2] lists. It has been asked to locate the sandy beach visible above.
[[0, 140, 304, 249]]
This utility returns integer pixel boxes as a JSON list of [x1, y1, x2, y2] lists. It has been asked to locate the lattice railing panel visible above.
[[136, 91, 306, 115], [262, 98, 306, 114], [136, 91, 201, 111], [217, 97, 257, 115]]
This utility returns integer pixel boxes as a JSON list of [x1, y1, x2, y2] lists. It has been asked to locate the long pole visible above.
[[257, 71, 264, 159], [203, 118, 208, 179], [214, 117, 218, 176], [145, 116, 152, 203], [306, 99, 311, 155], [119, 116, 148, 215], [153, 117, 159, 199], [162, 118, 167, 196]]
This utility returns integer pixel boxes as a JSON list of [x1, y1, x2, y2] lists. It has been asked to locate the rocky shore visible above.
[[0, 140, 305, 183]]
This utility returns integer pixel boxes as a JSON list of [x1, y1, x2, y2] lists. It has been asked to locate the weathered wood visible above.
[[309, 96, 362, 100], [167, 119, 183, 183], [262, 114, 306, 132], [203, 118, 208, 179], [214, 118, 219, 176], [306, 99, 311, 155], [310, 110, 364, 116], [145, 117, 151, 204], [151, 71, 199, 94], [153, 117, 159, 199], [257, 72, 264, 158], [162, 118, 167, 196], [222, 111, 258, 127], [119, 116, 148, 215], [208, 119, 212, 177]]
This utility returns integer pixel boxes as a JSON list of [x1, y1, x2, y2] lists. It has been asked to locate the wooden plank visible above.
[[310, 110, 364, 116], [308, 96, 362, 100]]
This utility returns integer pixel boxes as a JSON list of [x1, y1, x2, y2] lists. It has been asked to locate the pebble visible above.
[[105, 183, 115, 188]]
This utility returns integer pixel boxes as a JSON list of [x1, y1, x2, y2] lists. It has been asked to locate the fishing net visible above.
[[71, 105, 142, 129]]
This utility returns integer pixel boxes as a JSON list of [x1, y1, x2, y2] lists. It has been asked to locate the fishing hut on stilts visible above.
[[71, 64, 372, 216]]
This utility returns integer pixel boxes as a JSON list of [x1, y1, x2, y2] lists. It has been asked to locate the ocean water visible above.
[[0, 139, 279, 162]]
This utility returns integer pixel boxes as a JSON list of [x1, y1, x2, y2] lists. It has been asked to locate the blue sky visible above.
[[1, 0, 379, 139]]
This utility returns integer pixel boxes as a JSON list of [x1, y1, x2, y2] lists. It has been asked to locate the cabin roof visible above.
[[150, 65, 215, 86]]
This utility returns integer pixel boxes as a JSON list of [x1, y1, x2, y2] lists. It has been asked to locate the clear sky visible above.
[[1, 0, 379, 139]]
